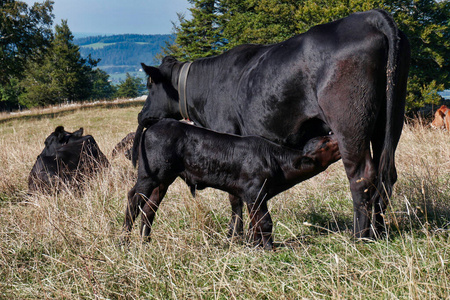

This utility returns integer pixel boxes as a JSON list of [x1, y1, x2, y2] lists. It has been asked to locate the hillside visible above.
[[74, 34, 174, 82]]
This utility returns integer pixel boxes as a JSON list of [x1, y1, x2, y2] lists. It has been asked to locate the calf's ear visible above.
[[141, 63, 163, 84], [294, 156, 315, 170]]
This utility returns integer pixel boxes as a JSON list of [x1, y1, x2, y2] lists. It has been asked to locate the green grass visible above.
[[80, 42, 150, 49], [0, 106, 449, 298], [80, 42, 117, 49]]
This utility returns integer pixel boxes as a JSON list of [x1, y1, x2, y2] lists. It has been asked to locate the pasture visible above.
[[0, 104, 449, 299]]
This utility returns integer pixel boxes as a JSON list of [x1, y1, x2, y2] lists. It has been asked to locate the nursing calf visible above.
[[123, 119, 340, 249]]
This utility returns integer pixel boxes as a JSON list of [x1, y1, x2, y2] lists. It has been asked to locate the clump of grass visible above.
[[1, 107, 449, 298]]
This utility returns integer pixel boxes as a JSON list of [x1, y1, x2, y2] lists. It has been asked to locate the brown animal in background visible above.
[[111, 132, 135, 160], [431, 105, 450, 131]]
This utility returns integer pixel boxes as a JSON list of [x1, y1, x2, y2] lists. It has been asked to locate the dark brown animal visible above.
[[111, 132, 135, 160], [123, 119, 340, 249], [431, 105, 450, 131], [134, 10, 410, 239], [28, 126, 109, 193]]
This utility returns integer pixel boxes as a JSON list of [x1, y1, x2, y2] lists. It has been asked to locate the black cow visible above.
[[124, 119, 340, 249], [28, 126, 109, 193], [134, 10, 410, 239]]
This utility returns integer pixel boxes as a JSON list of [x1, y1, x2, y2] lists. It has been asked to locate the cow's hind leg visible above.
[[228, 194, 244, 238], [140, 183, 171, 241], [320, 109, 378, 238], [319, 122, 377, 238], [346, 149, 377, 239]]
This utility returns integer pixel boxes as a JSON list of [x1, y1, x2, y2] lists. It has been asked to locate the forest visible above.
[[1, 0, 449, 113]]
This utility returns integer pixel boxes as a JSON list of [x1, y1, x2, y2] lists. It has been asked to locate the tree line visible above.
[[166, 0, 449, 113], [1, 0, 449, 113], [0, 1, 145, 111], [75, 34, 173, 46]]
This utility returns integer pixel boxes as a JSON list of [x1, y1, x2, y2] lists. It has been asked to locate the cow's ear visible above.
[[55, 126, 65, 133], [141, 63, 163, 84], [73, 128, 83, 137], [55, 126, 66, 141]]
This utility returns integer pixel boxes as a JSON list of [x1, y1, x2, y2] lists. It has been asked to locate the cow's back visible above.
[[185, 10, 395, 149]]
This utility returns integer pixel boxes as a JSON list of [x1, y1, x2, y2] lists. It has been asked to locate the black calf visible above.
[[123, 119, 340, 249]]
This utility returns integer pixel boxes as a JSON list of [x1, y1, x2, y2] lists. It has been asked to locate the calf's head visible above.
[[295, 136, 341, 170]]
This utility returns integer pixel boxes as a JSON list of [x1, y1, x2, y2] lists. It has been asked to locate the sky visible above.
[[23, 0, 192, 35]]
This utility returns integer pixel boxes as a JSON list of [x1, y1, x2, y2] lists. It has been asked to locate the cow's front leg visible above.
[[228, 194, 244, 237], [247, 199, 273, 250]]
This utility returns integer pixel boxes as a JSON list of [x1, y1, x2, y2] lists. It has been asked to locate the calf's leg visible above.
[[140, 184, 169, 241], [123, 185, 142, 235], [123, 177, 159, 239]]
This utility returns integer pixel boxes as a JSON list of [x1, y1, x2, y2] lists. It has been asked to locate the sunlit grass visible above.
[[0, 106, 449, 298]]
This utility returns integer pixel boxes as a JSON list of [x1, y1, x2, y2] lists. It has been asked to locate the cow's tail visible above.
[[370, 10, 408, 207], [131, 118, 160, 168]]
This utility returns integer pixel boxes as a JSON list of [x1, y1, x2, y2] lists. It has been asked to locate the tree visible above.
[[0, 0, 53, 109], [168, 0, 450, 114], [20, 20, 99, 106], [166, 0, 227, 60], [90, 69, 116, 100], [115, 73, 145, 98], [386, 0, 450, 112]]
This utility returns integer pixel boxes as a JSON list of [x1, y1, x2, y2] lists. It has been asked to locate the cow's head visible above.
[[139, 56, 184, 126], [132, 56, 185, 167], [40, 126, 84, 156]]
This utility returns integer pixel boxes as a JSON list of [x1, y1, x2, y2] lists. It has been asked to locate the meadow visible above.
[[0, 104, 449, 299]]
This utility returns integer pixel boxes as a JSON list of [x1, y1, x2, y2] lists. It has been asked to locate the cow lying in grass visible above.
[[28, 126, 109, 194], [123, 119, 340, 249]]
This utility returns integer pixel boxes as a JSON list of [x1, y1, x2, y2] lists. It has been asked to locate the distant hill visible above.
[[439, 89, 450, 100], [74, 34, 174, 83]]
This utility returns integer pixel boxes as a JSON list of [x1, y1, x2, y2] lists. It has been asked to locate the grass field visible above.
[[0, 105, 449, 299]]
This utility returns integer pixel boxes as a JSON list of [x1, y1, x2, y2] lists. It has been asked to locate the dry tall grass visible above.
[[0, 107, 449, 299]]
